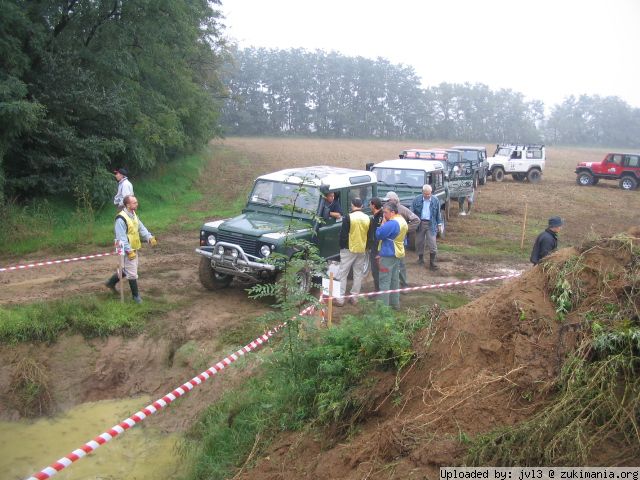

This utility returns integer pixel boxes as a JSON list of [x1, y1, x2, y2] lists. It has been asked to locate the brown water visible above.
[[0, 396, 183, 480]]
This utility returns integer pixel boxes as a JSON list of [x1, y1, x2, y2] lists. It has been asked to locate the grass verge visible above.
[[0, 295, 168, 344], [180, 303, 439, 480]]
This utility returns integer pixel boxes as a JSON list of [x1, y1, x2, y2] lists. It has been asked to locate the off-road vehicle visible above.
[[451, 145, 489, 186], [487, 144, 545, 183], [447, 159, 475, 214], [196, 166, 377, 290], [575, 152, 640, 190], [400, 147, 485, 189], [365, 159, 450, 247]]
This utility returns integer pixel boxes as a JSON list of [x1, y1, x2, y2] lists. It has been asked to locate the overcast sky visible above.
[[221, 0, 640, 109]]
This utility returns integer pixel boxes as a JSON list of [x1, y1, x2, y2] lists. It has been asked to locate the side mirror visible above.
[[365, 162, 374, 171]]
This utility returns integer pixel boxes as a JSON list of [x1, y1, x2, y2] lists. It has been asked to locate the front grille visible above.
[[217, 232, 259, 257]]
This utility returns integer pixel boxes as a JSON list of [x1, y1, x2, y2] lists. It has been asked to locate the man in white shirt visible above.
[[113, 168, 134, 211]]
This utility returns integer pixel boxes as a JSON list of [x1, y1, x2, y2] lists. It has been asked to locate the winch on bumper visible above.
[[195, 242, 276, 282]]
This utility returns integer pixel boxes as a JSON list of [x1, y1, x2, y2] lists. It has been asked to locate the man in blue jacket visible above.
[[375, 202, 408, 308], [412, 184, 443, 271]]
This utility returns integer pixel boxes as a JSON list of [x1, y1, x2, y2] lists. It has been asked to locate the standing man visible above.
[[322, 191, 343, 220], [113, 168, 134, 211], [530, 216, 564, 265], [375, 202, 408, 309], [458, 187, 475, 216], [105, 195, 157, 303], [412, 184, 443, 271], [384, 191, 419, 287], [335, 198, 370, 306], [367, 197, 384, 292]]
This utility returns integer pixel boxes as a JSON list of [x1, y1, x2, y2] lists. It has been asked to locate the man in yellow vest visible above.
[[105, 195, 157, 303], [375, 202, 408, 309], [334, 197, 370, 306]]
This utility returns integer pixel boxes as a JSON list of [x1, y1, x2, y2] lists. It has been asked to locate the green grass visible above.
[[0, 147, 246, 256], [0, 295, 169, 344], [181, 303, 435, 480]]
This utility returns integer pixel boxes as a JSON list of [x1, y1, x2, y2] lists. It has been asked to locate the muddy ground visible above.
[[0, 138, 639, 476]]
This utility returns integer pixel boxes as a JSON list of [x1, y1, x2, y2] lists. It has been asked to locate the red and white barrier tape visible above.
[[326, 272, 522, 301], [0, 252, 114, 273], [26, 302, 320, 480]]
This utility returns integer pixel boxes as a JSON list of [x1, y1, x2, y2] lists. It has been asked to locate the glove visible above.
[[149, 237, 158, 247], [127, 250, 137, 260]]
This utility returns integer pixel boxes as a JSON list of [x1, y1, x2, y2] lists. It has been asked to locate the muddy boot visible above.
[[105, 273, 120, 294], [129, 279, 142, 304], [416, 255, 424, 265], [429, 253, 439, 271]]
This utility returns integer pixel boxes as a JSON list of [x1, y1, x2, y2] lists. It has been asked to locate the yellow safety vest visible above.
[[392, 215, 408, 258], [117, 211, 142, 251], [348, 210, 370, 254]]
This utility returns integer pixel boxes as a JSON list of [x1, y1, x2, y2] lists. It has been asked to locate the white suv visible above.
[[487, 144, 545, 183]]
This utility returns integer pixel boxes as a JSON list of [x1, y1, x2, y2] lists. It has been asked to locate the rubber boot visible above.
[[429, 253, 439, 271], [129, 279, 142, 304], [417, 255, 424, 265], [105, 273, 120, 294]]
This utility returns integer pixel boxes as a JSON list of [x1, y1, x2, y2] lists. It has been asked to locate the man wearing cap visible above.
[[113, 168, 134, 211], [375, 202, 408, 309], [105, 195, 157, 303], [334, 197, 370, 306], [384, 191, 419, 287], [411, 184, 444, 270], [530, 216, 564, 265]]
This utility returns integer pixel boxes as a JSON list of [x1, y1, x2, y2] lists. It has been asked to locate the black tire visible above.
[[198, 257, 232, 290], [576, 172, 593, 186], [492, 167, 505, 182], [527, 168, 542, 184], [619, 176, 638, 191], [275, 267, 312, 295]]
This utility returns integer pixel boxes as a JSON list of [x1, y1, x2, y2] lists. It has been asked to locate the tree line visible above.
[[0, 0, 226, 204], [221, 48, 640, 149]]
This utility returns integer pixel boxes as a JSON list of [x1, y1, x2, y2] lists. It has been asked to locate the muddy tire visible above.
[[198, 257, 232, 290], [492, 167, 505, 182], [275, 267, 312, 295], [576, 172, 594, 186], [619, 175, 638, 191], [527, 168, 542, 184]]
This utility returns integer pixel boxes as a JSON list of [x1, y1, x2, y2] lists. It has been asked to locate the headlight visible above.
[[230, 249, 239, 259], [216, 245, 225, 255], [207, 234, 216, 246], [260, 245, 272, 257]]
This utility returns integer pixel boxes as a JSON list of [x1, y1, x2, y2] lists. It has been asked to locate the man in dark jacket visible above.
[[530, 216, 564, 265], [367, 197, 384, 291]]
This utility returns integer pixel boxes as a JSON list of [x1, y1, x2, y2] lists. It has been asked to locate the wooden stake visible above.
[[327, 271, 334, 327], [520, 201, 528, 250]]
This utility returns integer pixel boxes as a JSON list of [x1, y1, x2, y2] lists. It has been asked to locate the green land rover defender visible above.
[[196, 166, 377, 291]]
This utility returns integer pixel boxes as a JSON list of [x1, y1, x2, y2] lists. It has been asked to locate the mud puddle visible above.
[[1, 396, 182, 480]]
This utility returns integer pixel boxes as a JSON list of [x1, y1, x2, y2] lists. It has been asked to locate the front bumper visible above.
[[196, 242, 276, 281]]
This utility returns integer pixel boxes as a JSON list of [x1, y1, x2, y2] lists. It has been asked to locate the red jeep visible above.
[[575, 152, 640, 190]]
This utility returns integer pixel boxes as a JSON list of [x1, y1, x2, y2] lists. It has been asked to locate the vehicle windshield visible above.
[[449, 161, 473, 178], [248, 180, 321, 214], [496, 147, 512, 157], [447, 151, 460, 162], [373, 168, 426, 188], [461, 151, 478, 161]]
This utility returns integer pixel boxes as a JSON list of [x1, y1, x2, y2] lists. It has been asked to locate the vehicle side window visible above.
[[512, 151, 522, 159], [348, 185, 373, 213], [624, 155, 640, 167], [611, 154, 623, 165]]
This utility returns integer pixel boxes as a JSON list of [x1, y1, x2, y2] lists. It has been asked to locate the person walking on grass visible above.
[[113, 168, 134, 211], [530, 216, 564, 265], [412, 184, 443, 271], [383, 191, 419, 288], [375, 202, 408, 309], [105, 195, 157, 303], [367, 197, 384, 292], [334, 198, 370, 307]]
